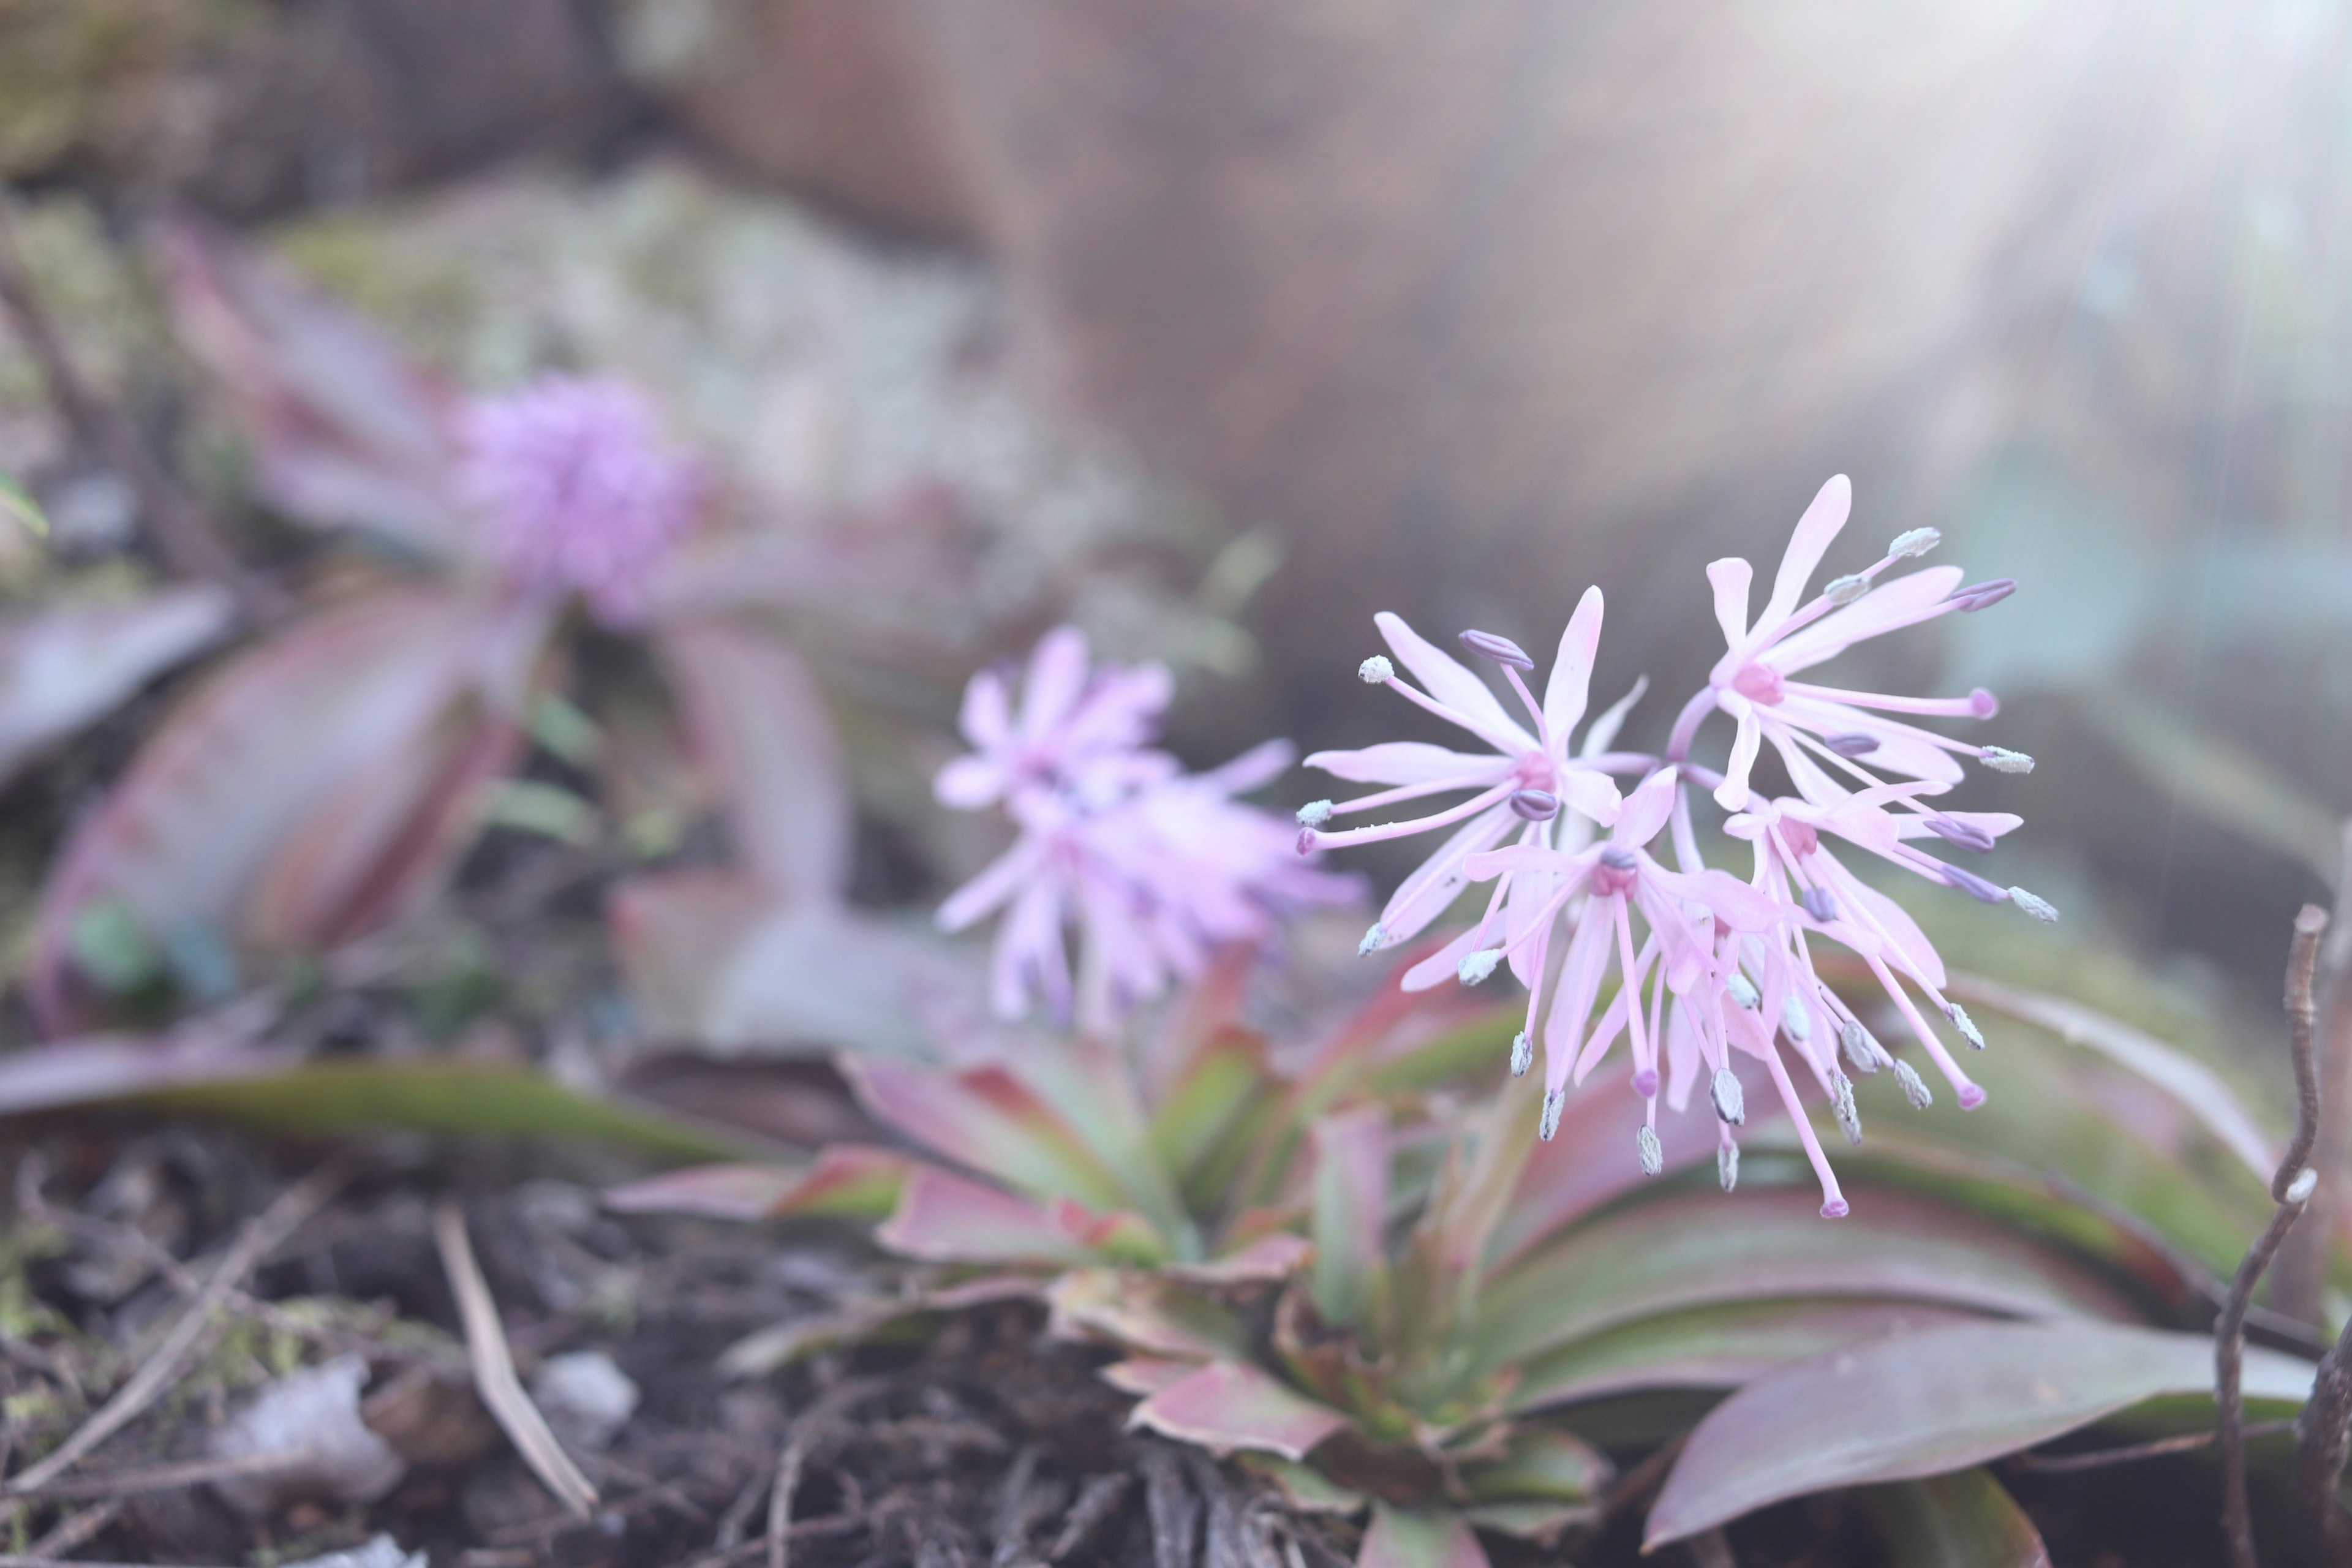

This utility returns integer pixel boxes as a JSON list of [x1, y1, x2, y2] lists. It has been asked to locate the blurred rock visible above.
[[211, 1354, 407, 1517], [529, 1349, 639, 1451], [279, 1534, 424, 1568]]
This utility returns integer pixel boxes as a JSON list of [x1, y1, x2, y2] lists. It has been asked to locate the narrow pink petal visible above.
[[937, 838, 1046, 931], [1560, 765, 1624, 827], [1549, 907, 1616, 1091], [1770, 696, 1966, 785], [1614, 766, 1681, 849], [1375, 611, 1536, 753], [1462, 841, 1586, 880], [1754, 475, 1851, 645], [1303, 741, 1509, 786], [1543, 586, 1604, 742], [1766, 565, 1964, 673], [1019, 626, 1091, 742], [1706, 557, 1753, 654], [1377, 804, 1517, 942], [1401, 923, 1487, 992], [1714, 705, 1762, 811], [960, 669, 1012, 748], [1580, 676, 1649, 758]]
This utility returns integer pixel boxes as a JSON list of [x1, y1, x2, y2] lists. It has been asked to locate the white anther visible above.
[[1978, 746, 2035, 774], [1725, 973, 1760, 1009], [1358, 924, 1387, 957], [1637, 1125, 1664, 1177], [1510, 1030, 1533, 1077], [1831, 1068, 1863, 1147], [2288, 1169, 2320, 1205], [1823, 573, 1868, 606], [1888, 527, 1942, 559], [1539, 1089, 1564, 1142], [1711, 1068, 1746, 1126], [1295, 799, 1334, 828], [1458, 948, 1502, 986], [1947, 1001, 1985, 1050], [1718, 1140, 1740, 1193], [1781, 995, 1812, 1043], [1894, 1058, 1934, 1109], [1840, 1020, 1883, 1074], [2008, 886, 2059, 924], [1359, 655, 1395, 684]]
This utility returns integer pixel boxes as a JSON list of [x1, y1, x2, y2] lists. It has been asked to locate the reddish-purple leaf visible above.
[[1128, 1360, 1349, 1462], [0, 587, 235, 788], [1357, 1505, 1490, 1568], [1049, 1268, 1252, 1360], [654, 622, 847, 901], [877, 1164, 1159, 1265], [1169, 1232, 1313, 1285], [603, 1146, 908, 1222], [1645, 1319, 2316, 1545], [609, 870, 942, 1058], [34, 589, 541, 1017], [845, 1055, 1131, 1212], [160, 223, 475, 562], [1101, 1357, 1202, 1397]]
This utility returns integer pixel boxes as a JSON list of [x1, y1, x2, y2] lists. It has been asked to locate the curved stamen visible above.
[[1302, 780, 1515, 851], [1783, 681, 1999, 720]]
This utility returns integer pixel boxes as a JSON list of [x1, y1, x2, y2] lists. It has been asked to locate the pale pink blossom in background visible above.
[[1669, 474, 2029, 812], [935, 628, 1356, 1031], [1299, 588, 1634, 983], [458, 376, 701, 625]]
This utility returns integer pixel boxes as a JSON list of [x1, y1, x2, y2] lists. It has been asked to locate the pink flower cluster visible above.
[[1299, 475, 2053, 1216], [458, 376, 701, 625], [935, 628, 1358, 1034]]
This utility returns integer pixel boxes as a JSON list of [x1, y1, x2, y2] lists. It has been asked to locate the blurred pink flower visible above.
[[458, 377, 701, 625], [935, 628, 1356, 1031], [1461, 769, 1780, 1150], [1299, 589, 1634, 976], [1668, 475, 2030, 812]]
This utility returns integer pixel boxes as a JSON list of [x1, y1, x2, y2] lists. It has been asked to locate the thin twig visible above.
[[2275, 821, 2352, 1320], [768, 1379, 888, 1568], [2010, 1419, 2296, 1474], [432, 1197, 598, 1520], [0, 1559, 240, 1568], [0, 1161, 346, 1515], [0, 195, 282, 620], [2219, 905, 2331, 1568], [6, 1449, 306, 1501], [23, 1498, 119, 1561]]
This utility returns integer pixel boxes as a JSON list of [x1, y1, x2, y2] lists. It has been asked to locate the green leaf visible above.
[[1853, 1468, 2050, 1568], [1048, 1268, 1251, 1361], [0, 469, 49, 538], [845, 1056, 1135, 1215], [1357, 1504, 1488, 1568], [1644, 1319, 2314, 1546], [524, 692, 604, 767], [603, 1147, 908, 1221], [1510, 1298, 1985, 1413], [1476, 1188, 2135, 1378], [1310, 1105, 1390, 1333], [1460, 1425, 1610, 1504], [126, 1059, 747, 1161], [478, 779, 600, 845]]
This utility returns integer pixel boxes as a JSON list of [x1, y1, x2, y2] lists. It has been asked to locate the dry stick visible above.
[[0, 197, 283, 622], [23, 1498, 119, 1561], [2010, 1419, 2297, 1475], [0, 1161, 347, 1516], [2277, 820, 2352, 1322], [431, 1198, 598, 1520], [766, 1379, 887, 1568], [2219, 905, 2332, 1568]]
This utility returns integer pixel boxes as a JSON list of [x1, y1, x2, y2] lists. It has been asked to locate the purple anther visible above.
[[1598, 846, 1639, 871], [1924, 815, 1997, 853], [1799, 887, 1839, 923], [1458, 629, 1535, 670], [1950, 578, 2017, 612], [1940, 864, 2008, 903], [1510, 788, 1561, 821], [1822, 732, 1880, 757]]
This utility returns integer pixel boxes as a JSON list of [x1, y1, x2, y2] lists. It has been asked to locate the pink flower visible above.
[[935, 628, 1356, 1031], [1298, 590, 1634, 981], [1460, 769, 1782, 1148], [1666, 475, 2030, 812], [458, 377, 701, 625], [933, 627, 1175, 812]]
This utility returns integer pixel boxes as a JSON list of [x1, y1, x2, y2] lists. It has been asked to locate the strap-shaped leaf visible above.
[[1128, 1360, 1349, 1462], [1853, 1468, 2050, 1568], [1645, 1319, 2313, 1545]]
